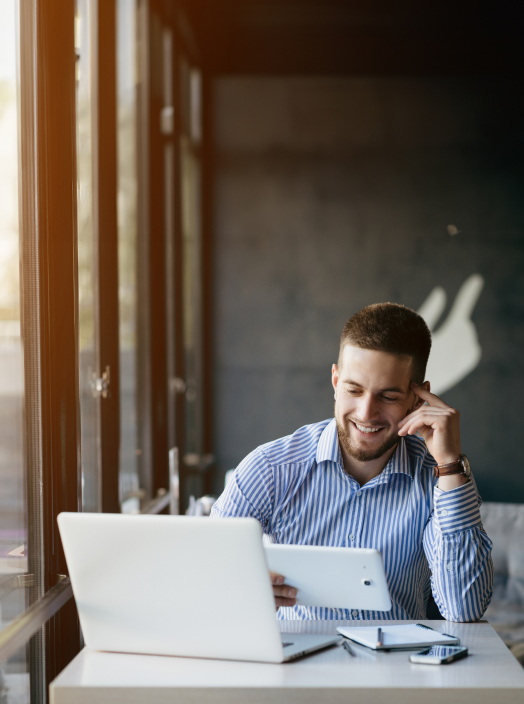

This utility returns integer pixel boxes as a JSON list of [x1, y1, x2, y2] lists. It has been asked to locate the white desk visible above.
[[50, 620, 524, 704]]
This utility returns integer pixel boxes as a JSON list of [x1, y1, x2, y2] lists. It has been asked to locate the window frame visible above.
[[18, 0, 83, 696], [3, 0, 211, 696]]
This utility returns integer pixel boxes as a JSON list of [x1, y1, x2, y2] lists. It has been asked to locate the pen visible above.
[[342, 640, 356, 657], [377, 627, 383, 648]]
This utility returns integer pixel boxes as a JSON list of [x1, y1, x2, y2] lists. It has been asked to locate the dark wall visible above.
[[212, 77, 524, 503]]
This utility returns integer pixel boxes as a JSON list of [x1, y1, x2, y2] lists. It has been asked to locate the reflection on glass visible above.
[[180, 56, 190, 138], [190, 68, 201, 144], [76, 0, 100, 512], [180, 56, 206, 503], [180, 60, 201, 143], [0, 645, 29, 704], [163, 27, 177, 453], [117, 0, 139, 509], [0, 0, 30, 697], [180, 134, 202, 469]]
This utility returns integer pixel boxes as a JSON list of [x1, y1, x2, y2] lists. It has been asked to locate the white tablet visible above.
[[264, 544, 392, 611]]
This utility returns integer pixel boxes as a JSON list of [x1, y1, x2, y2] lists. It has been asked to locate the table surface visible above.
[[50, 620, 524, 704]]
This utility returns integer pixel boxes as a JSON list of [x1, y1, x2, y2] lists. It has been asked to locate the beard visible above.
[[336, 415, 399, 463]]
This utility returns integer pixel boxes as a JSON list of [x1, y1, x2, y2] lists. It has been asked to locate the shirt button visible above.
[[349, 534, 356, 542], [446, 563, 453, 571], [441, 509, 448, 517], [356, 492, 362, 498], [352, 610, 359, 618]]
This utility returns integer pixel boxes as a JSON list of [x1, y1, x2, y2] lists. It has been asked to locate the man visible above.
[[212, 303, 493, 622]]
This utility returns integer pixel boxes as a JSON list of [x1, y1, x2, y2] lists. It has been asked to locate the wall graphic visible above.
[[418, 274, 485, 395]]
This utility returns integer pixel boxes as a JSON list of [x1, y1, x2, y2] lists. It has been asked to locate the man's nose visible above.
[[356, 394, 379, 421]]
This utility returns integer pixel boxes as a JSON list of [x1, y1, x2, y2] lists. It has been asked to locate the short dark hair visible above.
[[338, 303, 432, 384]]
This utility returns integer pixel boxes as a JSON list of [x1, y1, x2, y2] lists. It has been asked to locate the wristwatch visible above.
[[433, 454, 471, 479]]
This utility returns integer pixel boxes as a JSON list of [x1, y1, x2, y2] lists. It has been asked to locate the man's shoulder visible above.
[[404, 434, 436, 472], [256, 419, 333, 468]]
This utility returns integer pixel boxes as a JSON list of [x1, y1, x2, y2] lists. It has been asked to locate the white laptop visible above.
[[57, 513, 341, 663]]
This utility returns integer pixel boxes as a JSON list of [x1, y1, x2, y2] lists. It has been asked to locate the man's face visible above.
[[332, 345, 421, 463]]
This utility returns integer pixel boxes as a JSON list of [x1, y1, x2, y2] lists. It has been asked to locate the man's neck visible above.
[[339, 442, 398, 487]]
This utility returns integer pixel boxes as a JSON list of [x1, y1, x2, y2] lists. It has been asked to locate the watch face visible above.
[[461, 455, 471, 476]]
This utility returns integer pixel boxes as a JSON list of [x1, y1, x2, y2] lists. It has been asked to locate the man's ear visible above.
[[413, 381, 431, 411], [332, 364, 339, 395]]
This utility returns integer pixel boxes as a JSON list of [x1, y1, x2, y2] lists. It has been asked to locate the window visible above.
[[0, 1, 209, 692], [117, 0, 140, 513], [0, 1, 30, 699], [180, 56, 211, 504], [76, 0, 101, 513]]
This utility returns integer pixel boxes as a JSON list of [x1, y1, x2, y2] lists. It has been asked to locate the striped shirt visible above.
[[211, 418, 493, 622]]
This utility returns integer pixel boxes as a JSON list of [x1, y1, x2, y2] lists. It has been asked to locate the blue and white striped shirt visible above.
[[212, 418, 493, 622]]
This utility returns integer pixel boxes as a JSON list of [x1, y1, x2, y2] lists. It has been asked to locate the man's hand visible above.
[[270, 572, 297, 609], [398, 382, 467, 491]]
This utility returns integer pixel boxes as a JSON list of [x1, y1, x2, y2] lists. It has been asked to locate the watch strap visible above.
[[434, 464, 465, 478], [434, 458, 464, 478], [435, 459, 462, 469]]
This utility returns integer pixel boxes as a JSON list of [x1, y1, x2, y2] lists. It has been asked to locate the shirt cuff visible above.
[[433, 478, 482, 534]]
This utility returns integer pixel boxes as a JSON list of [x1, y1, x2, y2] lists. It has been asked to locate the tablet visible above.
[[264, 544, 392, 611]]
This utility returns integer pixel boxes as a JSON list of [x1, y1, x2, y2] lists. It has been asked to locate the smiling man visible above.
[[211, 303, 493, 622]]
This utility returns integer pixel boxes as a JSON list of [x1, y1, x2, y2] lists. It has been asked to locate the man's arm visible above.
[[211, 449, 297, 608], [423, 479, 493, 622], [211, 447, 274, 523], [398, 382, 493, 621]]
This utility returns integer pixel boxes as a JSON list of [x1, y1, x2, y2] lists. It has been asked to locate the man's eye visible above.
[[382, 396, 396, 402]]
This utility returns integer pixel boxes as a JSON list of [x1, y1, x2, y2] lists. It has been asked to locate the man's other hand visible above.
[[270, 571, 297, 609]]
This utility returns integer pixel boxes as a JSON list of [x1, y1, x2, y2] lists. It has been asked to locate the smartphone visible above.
[[410, 645, 468, 665]]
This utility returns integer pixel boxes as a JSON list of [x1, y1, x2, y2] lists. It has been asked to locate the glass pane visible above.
[[0, 1, 30, 698], [117, 0, 139, 512], [189, 68, 201, 143], [75, 0, 100, 512], [180, 134, 203, 497], [180, 56, 190, 137], [162, 27, 177, 453], [0, 645, 29, 704]]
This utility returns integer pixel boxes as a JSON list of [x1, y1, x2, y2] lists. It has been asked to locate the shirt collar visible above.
[[316, 417, 414, 481], [377, 437, 414, 482], [316, 418, 342, 464]]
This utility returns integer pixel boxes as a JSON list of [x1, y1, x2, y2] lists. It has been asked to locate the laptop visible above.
[[57, 513, 341, 663]]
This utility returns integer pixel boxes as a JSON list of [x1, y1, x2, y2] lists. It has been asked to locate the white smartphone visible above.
[[410, 645, 468, 665]]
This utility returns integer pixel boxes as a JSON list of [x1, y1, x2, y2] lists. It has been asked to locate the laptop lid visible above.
[[58, 513, 286, 663]]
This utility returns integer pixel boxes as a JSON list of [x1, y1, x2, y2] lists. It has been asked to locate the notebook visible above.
[[337, 623, 460, 651]]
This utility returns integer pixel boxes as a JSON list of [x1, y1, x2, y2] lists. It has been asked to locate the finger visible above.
[[275, 596, 297, 608], [410, 382, 450, 409], [399, 411, 453, 436], [398, 418, 426, 436], [399, 414, 441, 436], [400, 409, 452, 428], [270, 571, 285, 585], [273, 584, 297, 599], [406, 407, 457, 421], [399, 407, 451, 427]]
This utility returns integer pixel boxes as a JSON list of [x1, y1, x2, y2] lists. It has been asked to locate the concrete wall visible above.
[[212, 77, 524, 503]]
